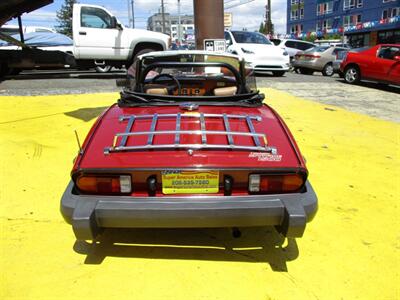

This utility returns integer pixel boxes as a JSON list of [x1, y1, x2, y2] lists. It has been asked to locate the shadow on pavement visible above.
[[73, 227, 299, 271], [335, 78, 400, 94], [64, 106, 109, 122]]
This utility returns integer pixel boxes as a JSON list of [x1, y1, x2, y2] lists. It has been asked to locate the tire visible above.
[[9, 68, 21, 75], [344, 66, 360, 84], [0, 63, 10, 77], [322, 63, 334, 76], [299, 68, 313, 75], [272, 71, 285, 77], [95, 65, 112, 73], [127, 48, 157, 78]]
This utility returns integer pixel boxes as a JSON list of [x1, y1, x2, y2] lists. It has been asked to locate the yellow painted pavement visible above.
[[0, 89, 399, 299]]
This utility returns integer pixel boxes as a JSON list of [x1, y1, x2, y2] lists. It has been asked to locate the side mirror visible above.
[[226, 40, 231, 46], [111, 16, 122, 30], [394, 55, 400, 61]]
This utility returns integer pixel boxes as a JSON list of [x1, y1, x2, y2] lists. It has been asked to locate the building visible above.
[[147, 12, 171, 35], [287, 0, 400, 47], [147, 12, 195, 43]]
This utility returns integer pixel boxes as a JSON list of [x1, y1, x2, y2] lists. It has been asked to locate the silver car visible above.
[[293, 46, 348, 76]]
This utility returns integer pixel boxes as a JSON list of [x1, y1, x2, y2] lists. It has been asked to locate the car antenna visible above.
[[74, 130, 82, 153]]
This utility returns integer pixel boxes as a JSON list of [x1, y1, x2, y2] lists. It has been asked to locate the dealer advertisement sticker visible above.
[[162, 170, 219, 194]]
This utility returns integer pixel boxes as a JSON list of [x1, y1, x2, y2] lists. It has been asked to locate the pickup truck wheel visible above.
[[322, 63, 334, 76], [95, 65, 112, 73], [344, 66, 360, 84], [272, 71, 285, 77], [127, 48, 157, 78]]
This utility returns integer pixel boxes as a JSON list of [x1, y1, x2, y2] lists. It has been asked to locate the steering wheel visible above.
[[150, 73, 181, 95]]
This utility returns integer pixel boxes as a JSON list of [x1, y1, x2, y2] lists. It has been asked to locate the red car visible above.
[[61, 51, 318, 241], [340, 44, 400, 86]]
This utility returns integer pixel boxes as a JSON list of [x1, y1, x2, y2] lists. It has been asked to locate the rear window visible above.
[[305, 46, 329, 53], [270, 39, 281, 46]]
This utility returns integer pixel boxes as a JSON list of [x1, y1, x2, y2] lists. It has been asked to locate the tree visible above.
[[259, 22, 265, 33], [55, 0, 77, 37]]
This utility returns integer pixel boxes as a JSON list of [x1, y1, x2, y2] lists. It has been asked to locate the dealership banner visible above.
[[289, 15, 400, 39]]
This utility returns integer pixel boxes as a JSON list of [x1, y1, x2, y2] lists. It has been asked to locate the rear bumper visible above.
[[292, 60, 322, 71], [61, 180, 318, 240]]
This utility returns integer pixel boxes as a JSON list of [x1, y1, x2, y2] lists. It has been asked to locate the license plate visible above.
[[162, 171, 219, 194]]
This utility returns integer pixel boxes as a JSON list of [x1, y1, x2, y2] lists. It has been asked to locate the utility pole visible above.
[[131, 0, 135, 28], [178, 0, 182, 45], [161, 0, 166, 34], [193, 0, 224, 49], [264, 0, 273, 36], [127, 0, 132, 27]]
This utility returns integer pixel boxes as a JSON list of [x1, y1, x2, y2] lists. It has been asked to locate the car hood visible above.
[[75, 104, 305, 171], [238, 43, 284, 55]]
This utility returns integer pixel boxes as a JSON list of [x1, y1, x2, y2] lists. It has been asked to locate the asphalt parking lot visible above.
[[0, 71, 399, 299]]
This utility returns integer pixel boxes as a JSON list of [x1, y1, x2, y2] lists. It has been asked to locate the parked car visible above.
[[340, 44, 400, 86], [314, 39, 350, 48], [293, 46, 349, 76], [270, 38, 315, 60], [0, 24, 55, 36], [224, 31, 290, 76], [0, 31, 75, 75], [332, 48, 350, 77], [60, 51, 318, 241]]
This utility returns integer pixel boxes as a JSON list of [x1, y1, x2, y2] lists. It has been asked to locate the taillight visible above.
[[305, 54, 321, 59], [248, 174, 305, 194], [76, 175, 132, 194]]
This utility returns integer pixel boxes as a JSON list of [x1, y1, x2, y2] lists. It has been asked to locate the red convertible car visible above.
[[61, 51, 318, 241], [340, 44, 400, 86]]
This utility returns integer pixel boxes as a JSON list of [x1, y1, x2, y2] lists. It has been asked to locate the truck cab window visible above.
[[81, 7, 113, 29]]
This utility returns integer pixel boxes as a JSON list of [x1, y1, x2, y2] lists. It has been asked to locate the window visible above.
[[344, 0, 363, 10], [224, 31, 233, 45], [290, 24, 302, 34], [343, 14, 361, 26], [382, 8, 398, 19], [291, 0, 297, 4], [317, 1, 333, 16], [317, 19, 333, 31], [300, 8, 304, 19], [291, 10, 298, 20], [81, 7, 113, 29], [297, 42, 314, 51], [377, 46, 400, 60]]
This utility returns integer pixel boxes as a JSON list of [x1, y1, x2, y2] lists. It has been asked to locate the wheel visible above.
[[344, 66, 360, 84], [9, 68, 21, 75], [95, 65, 112, 73], [299, 68, 313, 75], [127, 48, 157, 78], [272, 71, 285, 77], [0, 63, 10, 77], [322, 63, 334, 76]]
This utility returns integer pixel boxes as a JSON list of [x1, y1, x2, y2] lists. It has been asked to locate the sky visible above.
[[6, 0, 288, 34]]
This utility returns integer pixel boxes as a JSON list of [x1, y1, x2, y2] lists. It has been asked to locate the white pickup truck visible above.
[[73, 4, 170, 72]]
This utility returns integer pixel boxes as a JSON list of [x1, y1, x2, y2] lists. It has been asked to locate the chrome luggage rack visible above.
[[104, 113, 277, 154]]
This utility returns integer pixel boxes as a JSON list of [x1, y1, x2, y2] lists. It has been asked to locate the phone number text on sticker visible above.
[[249, 152, 282, 162]]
